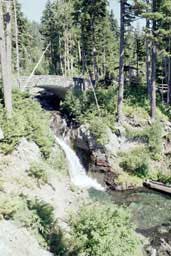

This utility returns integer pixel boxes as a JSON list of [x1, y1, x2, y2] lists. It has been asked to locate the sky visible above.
[[18, 0, 120, 23]]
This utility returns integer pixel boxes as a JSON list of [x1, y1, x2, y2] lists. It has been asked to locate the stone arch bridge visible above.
[[16, 75, 91, 99]]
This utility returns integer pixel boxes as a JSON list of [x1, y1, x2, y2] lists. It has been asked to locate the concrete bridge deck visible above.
[[16, 75, 91, 98]]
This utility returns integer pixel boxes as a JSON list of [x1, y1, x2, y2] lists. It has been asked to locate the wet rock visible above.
[[158, 239, 171, 256], [91, 150, 112, 173], [74, 125, 90, 151], [145, 246, 157, 256], [73, 125, 112, 173], [114, 124, 126, 137], [104, 171, 118, 189], [51, 112, 67, 137]]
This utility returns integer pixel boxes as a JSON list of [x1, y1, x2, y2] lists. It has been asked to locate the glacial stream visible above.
[[56, 136, 171, 254], [56, 136, 171, 234], [55, 137, 105, 191]]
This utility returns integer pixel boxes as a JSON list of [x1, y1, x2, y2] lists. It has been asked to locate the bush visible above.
[[47, 145, 68, 176], [147, 120, 163, 159], [62, 87, 117, 144], [0, 194, 24, 219], [28, 162, 48, 184], [0, 194, 67, 255], [69, 203, 141, 256], [120, 148, 150, 178], [0, 90, 54, 157], [125, 120, 163, 160], [62, 87, 117, 120]]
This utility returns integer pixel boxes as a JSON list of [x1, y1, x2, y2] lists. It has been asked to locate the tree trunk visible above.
[[5, 1, 12, 77], [150, 0, 157, 120], [13, 0, 20, 80], [117, 0, 125, 123], [167, 56, 171, 104], [0, 0, 12, 117], [167, 35, 171, 104], [146, 0, 151, 97]]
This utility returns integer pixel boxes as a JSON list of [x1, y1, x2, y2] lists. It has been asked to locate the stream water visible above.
[[56, 136, 171, 236], [55, 137, 105, 191], [36, 90, 171, 255], [89, 187, 171, 255]]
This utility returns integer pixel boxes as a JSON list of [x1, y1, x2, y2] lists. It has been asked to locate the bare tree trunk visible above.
[[117, 0, 125, 123], [146, 0, 151, 97], [64, 32, 67, 76], [167, 34, 171, 104], [78, 40, 81, 62], [13, 0, 20, 80], [167, 56, 171, 104], [0, 0, 12, 117], [66, 33, 70, 76], [150, 0, 157, 120], [5, 1, 12, 77]]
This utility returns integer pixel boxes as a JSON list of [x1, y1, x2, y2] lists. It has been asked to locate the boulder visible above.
[[105, 128, 120, 156], [73, 125, 112, 173], [13, 138, 41, 170], [51, 112, 67, 137], [0, 220, 52, 256]]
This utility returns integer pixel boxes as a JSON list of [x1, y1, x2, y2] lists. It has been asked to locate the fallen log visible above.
[[143, 180, 171, 194]]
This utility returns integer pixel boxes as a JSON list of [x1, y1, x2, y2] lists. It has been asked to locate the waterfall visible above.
[[55, 137, 105, 191]]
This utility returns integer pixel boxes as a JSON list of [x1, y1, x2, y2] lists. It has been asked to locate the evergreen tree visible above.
[[73, 0, 117, 79], [117, 0, 135, 123]]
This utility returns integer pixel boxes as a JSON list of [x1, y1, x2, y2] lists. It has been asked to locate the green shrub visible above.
[[125, 120, 163, 160], [0, 194, 67, 255], [157, 172, 171, 185], [62, 87, 117, 144], [0, 194, 24, 219], [120, 148, 150, 178], [147, 120, 163, 159], [0, 90, 54, 157], [27, 198, 67, 255], [69, 203, 141, 256], [62, 86, 117, 120], [79, 111, 109, 144], [28, 162, 48, 184], [47, 145, 68, 176]]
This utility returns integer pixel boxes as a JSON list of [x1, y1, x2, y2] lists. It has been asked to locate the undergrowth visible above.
[[125, 120, 163, 160], [120, 147, 150, 178], [0, 193, 67, 255], [69, 203, 142, 256], [28, 162, 48, 185], [0, 90, 54, 158], [62, 87, 117, 144]]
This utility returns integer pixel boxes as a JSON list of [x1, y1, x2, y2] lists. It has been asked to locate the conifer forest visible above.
[[1, 1, 171, 256]]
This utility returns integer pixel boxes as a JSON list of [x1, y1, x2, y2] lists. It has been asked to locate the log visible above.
[[143, 180, 171, 194]]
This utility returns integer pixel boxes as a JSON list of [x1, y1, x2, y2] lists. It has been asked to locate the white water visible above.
[[56, 137, 105, 191]]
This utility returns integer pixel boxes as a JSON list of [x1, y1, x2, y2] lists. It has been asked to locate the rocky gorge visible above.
[[1, 89, 171, 256]]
